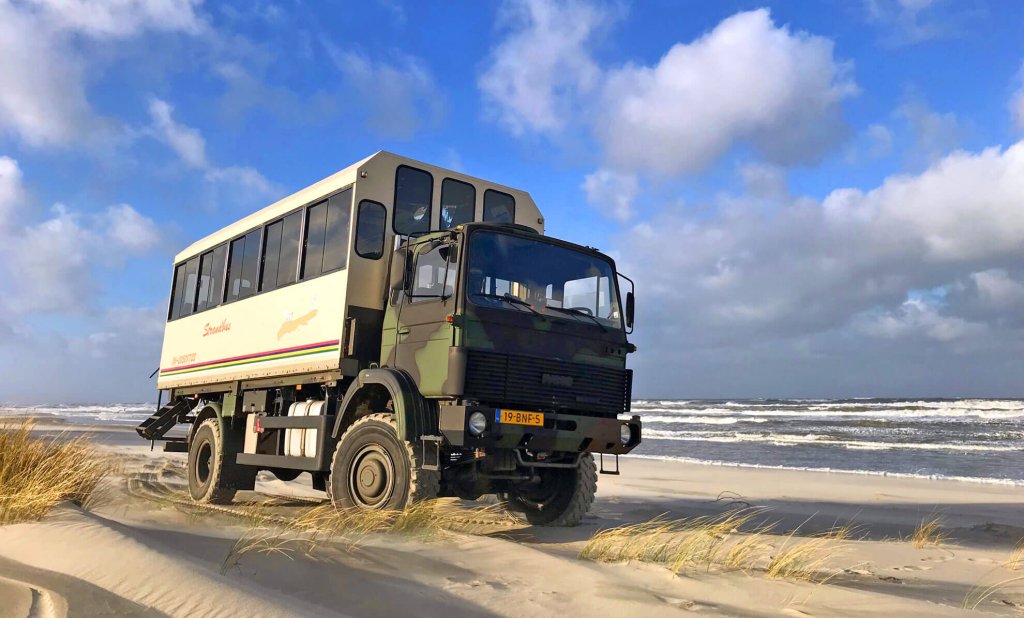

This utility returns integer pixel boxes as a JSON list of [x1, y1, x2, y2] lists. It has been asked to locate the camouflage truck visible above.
[[139, 151, 640, 526]]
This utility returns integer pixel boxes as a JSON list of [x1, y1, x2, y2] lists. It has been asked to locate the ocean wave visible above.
[[641, 429, 1022, 452], [626, 454, 1024, 486], [637, 415, 770, 425], [632, 403, 1024, 421]]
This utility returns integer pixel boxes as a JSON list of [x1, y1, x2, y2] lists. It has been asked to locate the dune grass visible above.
[[222, 498, 517, 573], [910, 516, 948, 549], [1005, 540, 1024, 571], [580, 510, 854, 583], [0, 421, 110, 525]]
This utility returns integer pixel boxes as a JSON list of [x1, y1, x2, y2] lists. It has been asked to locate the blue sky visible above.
[[1, 0, 1023, 403]]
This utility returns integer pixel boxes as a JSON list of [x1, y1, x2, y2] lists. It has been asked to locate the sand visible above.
[[1, 423, 1021, 617]]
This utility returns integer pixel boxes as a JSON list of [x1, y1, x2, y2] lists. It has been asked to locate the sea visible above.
[[2, 398, 1022, 485]]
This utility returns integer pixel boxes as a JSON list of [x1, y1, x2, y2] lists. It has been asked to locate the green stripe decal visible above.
[[160, 344, 340, 376]]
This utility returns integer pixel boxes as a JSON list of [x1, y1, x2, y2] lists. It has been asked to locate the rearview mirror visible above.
[[389, 247, 407, 294], [625, 291, 635, 329]]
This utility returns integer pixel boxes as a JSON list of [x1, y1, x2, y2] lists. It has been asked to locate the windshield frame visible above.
[[462, 227, 625, 332]]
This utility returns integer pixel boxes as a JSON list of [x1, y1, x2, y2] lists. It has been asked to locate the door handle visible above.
[[397, 327, 410, 336]]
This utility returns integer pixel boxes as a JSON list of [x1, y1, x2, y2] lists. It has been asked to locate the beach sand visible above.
[[0, 423, 1021, 617]]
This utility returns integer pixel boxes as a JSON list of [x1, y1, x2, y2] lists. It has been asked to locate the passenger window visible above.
[[355, 200, 386, 259], [179, 257, 200, 318], [301, 199, 328, 280], [196, 245, 226, 312], [322, 189, 352, 272], [410, 244, 456, 303], [261, 211, 302, 292], [394, 166, 432, 235], [227, 230, 260, 301], [483, 189, 515, 223], [169, 263, 187, 320], [440, 178, 475, 230]]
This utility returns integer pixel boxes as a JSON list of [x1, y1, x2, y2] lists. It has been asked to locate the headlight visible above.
[[620, 424, 632, 445], [468, 411, 487, 436]]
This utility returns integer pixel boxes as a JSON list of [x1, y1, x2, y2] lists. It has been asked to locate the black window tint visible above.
[[394, 166, 432, 235], [169, 263, 187, 320], [179, 257, 200, 317], [277, 211, 301, 287], [196, 250, 214, 312], [260, 219, 283, 292], [208, 244, 227, 307], [302, 200, 328, 280], [355, 200, 386, 259], [228, 230, 260, 301], [484, 189, 515, 223], [440, 178, 475, 230], [322, 189, 352, 272]]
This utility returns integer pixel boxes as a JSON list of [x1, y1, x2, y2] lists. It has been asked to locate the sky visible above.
[[1, 0, 1023, 403]]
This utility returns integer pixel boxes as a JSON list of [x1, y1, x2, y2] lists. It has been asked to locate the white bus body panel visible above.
[[157, 151, 543, 391]]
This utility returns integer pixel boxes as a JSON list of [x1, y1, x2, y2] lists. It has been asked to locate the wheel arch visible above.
[[188, 401, 223, 445], [332, 368, 437, 442]]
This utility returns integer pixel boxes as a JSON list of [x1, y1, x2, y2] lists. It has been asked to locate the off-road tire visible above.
[[329, 413, 439, 510], [187, 418, 254, 504], [504, 453, 597, 526]]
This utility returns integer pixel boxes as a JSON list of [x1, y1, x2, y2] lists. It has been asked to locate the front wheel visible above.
[[329, 413, 439, 510], [503, 454, 597, 526]]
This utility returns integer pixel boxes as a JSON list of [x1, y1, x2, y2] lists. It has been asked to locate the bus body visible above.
[[140, 151, 640, 526]]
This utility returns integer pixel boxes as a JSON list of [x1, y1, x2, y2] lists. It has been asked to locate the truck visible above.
[[138, 151, 641, 526]]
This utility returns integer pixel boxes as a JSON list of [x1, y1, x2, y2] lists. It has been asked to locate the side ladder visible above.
[[136, 398, 192, 451]]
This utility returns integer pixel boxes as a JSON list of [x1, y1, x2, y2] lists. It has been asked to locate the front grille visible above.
[[463, 350, 632, 416]]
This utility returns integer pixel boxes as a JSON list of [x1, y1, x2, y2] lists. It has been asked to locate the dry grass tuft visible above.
[[0, 421, 110, 525], [911, 516, 948, 549], [964, 575, 1024, 611], [581, 511, 853, 584], [222, 498, 518, 572], [1006, 540, 1024, 572]]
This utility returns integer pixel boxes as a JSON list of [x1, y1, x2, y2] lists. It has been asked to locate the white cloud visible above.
[[147, 97, 281, 199], [581, 169, 638, 221], [105, 204, 161, 252], [328, 47, 444, 138], [0, 0, 203, 146], [855, 298, 985, 342], [599, 10, 855, 175], [615, 139, 1024, 356], [971, 269, 1024, 309], [866, 123, 894, 158], [0, 156, 25, 228], [738, 162, 788, 200], [478, 0, 609, 135], [148, 98, 208, 168], [896, 100, 964, 165]]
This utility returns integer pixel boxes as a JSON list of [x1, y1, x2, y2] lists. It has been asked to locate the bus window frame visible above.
[[392, 164, 434, 236]]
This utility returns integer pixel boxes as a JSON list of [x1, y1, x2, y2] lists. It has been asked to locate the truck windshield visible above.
[[466, 231, 622, 329]]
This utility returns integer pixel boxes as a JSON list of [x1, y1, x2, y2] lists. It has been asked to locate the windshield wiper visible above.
[[545, 305, 608, 332], [472, 292, 545, 318]]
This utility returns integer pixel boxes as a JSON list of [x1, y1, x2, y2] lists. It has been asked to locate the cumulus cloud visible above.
[[147, 97, 281, 199], [864, 0, 960, 44], [478, 0, 609, 135], [600, 10, 855, 175], [581, 169, 639, 221], [0, 156, 25, 227], [327, 47, 444, 139], [896, 99, 965, 165], [0, 0, 203, 146], [614, 139, 1024, 393]]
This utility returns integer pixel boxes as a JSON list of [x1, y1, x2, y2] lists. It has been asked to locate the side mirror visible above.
[[625, 291, 635, 329]]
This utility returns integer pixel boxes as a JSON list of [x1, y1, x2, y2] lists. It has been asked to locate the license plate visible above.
[[496, 409, 544, 427]]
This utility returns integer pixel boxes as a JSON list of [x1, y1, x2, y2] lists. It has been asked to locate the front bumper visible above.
[[438, 404, 641, 455]]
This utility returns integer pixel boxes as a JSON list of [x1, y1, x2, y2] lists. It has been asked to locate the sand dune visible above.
[[0, 425, 1021, 617]]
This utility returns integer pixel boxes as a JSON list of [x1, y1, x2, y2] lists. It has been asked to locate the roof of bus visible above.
[[173, 150, 537, 263]]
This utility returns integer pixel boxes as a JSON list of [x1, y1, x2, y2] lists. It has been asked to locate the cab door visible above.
[[392, 240, 458, 395]]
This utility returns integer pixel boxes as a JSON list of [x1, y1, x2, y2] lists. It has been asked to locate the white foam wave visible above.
[[626, 454, 1024, 486], [638, 415, 770, 425], [641, 429, 1021, 452]]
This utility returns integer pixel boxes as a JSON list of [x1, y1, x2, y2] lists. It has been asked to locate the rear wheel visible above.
[[187, 418, 255, 504], [329, 413, 439, 510], [503, 454, 597, 526]]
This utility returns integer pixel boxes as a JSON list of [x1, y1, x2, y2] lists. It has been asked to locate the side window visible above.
[[410, 244, 456, 303], [178, 256, 200, 318], [322, 189, 352, 272], [301, 199, 328, 280], [227, 229, 260, 302], [483, 189, 515, 223], [355, 200, 386, 259], [440, 178, 475, 230], [196, 245, 227, 312], [260, 210, 302, 292], [394, 166, 432, 235], [169, 263, 187, 320]]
